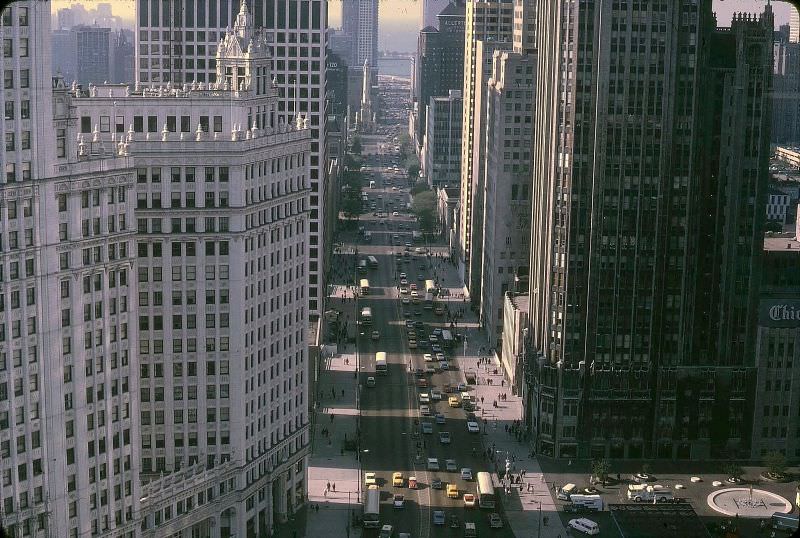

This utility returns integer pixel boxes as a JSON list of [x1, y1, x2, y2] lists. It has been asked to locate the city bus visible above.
[[363, 486, 381, 529], [358, 260, 368, 274], [476, 472, 496, 509], [424, 292, 434, 310], [375, 352, 388, 375], [425, 279, 436, 295], [360, 279, 370, 295], [360, 307, 372, 326], [367, 255, 379, 269]]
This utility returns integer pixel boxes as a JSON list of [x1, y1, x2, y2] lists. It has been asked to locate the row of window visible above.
[[137, 216, 230, 234], [138, 312, 231, 331], [137, 165, 229, 183], [137, 240, 230, 258], [140, 407, 230, 425], [141, 360, 230, 379], [137, 264, 230, 283], [136, 190, 229, 209], [141, 384, 231, 402]]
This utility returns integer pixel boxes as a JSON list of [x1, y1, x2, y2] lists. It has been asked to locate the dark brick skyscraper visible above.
[[527, 2, 773, 461]]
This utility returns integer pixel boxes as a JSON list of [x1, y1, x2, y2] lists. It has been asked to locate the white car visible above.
[[393, 211, 399, 216], [419, 393, 430, 404], [460, 468, 473, 480], [439, 431, 451, 444], [463, 493, 476, 508], [393, 494, 405, 509], [427, 458, 440, 471], [423, 353, 433, 362], [435, 352, 446, 361], [399, 272, 407, 279], [467, 421, 480, 433], [568, 518, 599, 535], [365, 472, 377, 486], [400, 278, 408, 285]]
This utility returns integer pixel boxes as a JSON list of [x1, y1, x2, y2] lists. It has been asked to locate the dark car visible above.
[[414, 321, 424, 329], [431, 478, 443, 489], [449, 515, 459, 529]]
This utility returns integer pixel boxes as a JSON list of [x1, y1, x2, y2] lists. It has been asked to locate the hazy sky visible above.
[[52, 0, 795, 53]]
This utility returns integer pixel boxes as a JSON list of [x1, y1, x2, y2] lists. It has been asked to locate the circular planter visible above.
[[760, 471, 789, 483]]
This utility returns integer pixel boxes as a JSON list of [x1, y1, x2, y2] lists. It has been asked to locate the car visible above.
[[418, 339, 429, 349], [463, 493, 476, 508], [414, 321, 424, 328], [433, 510, 446, 525], [400, 278, 408, 285], [431, 478, 443, 489], [489, 513, 503, 529], [448, 396, 461, 408], [466, 412, 478, 422], [392, 186, 399, 191], [421, 420, 434, 434], [439, 431, 451, 444], [417, 274, 425, 281], [410, 283, 418, 291], [435, 352, 446, 361], [449, 515, 460, 529], [392, 472, 404, 487], [399, 272, 407, 279], [419, 393, 430, 404], [392, 234, 399, 241], [405, 320, 415, 329], [425, 365, 436, 375], [414, 310, 422, 316], [393, 494, 404, 508], [431, 389, 442, 401], [431, 344, 443, 353], [407, 330, 417, 339], [568, 518, 600, 535], [464, 522, 477, 537], [393, 211, 399, 216], [405, 242, 412, 248], [365, 472, 377, 486], [398, 533, 411, 538], [420, 404, 431, 415], [371, 330, 380, 341], [418, 378, 428, 388], [435, 413, 446, 424], [467, 421, 480, 433], [439, 361, 449, 371], [423, 353, 433, 362], [415, 247, 425, 253], [427, 458, 440, 471], [401, 296, 410, 304], [400, 287, 408, 295], [408, 339, 417, 349], [461, 468, 473, 480], [432, 328, 443, 336], [366, 376, 376, 387], [446, 459, 457, 472], [447, 484, 460, 499], [379, 524, 393, 538]]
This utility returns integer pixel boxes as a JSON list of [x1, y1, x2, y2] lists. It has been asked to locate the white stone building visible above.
[[479, 50, 533, 347], [136, 0, 329, 316], [1, 3, 311, 537]]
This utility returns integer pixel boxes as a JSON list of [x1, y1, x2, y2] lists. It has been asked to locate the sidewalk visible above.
[[304, 346, 363, 538], [426, 248, 569, 538]]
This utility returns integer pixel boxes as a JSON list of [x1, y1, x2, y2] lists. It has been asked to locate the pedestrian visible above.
[[341, 389, 345, 397], [330, 414, 334, 423], [326, 481, 331, 492], [332, 483, 336, 492]]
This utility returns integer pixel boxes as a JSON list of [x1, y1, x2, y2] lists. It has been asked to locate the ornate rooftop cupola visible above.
[[215, 0, 274, 96]]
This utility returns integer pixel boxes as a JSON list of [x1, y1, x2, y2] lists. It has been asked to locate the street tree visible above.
[[591, 459, 611, 485], [764, 451, 788, 479], [412, 190, 437, 233]]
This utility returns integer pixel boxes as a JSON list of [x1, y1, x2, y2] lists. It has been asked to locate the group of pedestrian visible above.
[[323, 481, 337, 496]]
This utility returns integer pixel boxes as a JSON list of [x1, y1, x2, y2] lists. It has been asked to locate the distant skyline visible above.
[[49, 0, 795, 53]]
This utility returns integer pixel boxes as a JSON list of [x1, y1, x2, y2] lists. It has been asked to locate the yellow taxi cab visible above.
[[448, 395, 461, 408], [392, 472, 404, 487], [447, 484, 459, 498]]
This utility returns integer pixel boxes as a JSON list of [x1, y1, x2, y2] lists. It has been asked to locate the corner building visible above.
[[527, 3, 772, 461], [1, 2, 311, 536]]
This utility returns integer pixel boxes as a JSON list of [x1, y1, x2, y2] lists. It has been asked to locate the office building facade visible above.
[[136, 0, 329, 315], [457, 0, 513, 302], [342, 0, 378, 68], [526, 3, 772, 461], [421, 90, 463, 188]]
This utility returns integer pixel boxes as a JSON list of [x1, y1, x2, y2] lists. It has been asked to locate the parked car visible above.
[[392, 472, 404, 487], [433, 510, 446, 525], [489, 512, 503, 528], [460, 468, 473, 480], [439, 431, 451, 444], [463, 493, 476, 508], [393, 494, 405, 509], [568, 518, 600, 535], [431, 478, 443, 489]]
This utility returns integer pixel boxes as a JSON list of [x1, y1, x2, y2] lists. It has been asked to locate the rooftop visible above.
[[764, 233, 800, 252], [507, 292, 529, 313], [608, 503, 711, 538]]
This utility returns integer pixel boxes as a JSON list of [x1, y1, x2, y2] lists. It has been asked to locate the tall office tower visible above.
[[342, 0, 378, 67], [457, 0, 513, 301], [791, 7, 799, 43], [421, 90, 463, 187], [772, 25, 800, 144], [112, 29, 136, 84], [479, 50, 534, 348], [75, 25, 113, 85], [413, 2, 466, 148], [136, 0, 328, 315], [527, 3, 772, 461], [420, 0, 451, 29], [74, 8, 311, 536], [1, 3, 141, 537]]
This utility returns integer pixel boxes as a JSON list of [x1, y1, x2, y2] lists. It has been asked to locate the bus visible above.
[[424, 292, 434, 310], [425, 279, 436, 295], [358, 260, 368, 274], [360, 307, 372, 326], [375, 352, 388, 375], [360, 279, 370, 295], [367, 255, 379, 269], [363, 486, 381, 529], [476, 472, 496, 509]]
